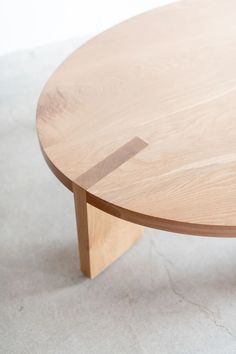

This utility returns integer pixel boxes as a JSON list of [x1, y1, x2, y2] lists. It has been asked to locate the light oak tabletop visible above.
[[37, 0, 236, 237]]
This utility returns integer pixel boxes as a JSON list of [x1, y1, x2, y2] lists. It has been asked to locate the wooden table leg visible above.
[[73, 184, 143, 278]]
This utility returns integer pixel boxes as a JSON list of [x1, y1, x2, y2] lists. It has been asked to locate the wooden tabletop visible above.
[[36, 0, 236, 237]]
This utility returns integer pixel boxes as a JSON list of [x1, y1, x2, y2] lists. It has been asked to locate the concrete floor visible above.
[[1, 38, 236, 354]]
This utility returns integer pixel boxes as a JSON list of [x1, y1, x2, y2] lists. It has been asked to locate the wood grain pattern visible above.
[[37, 0, 236, 237], [76, 137, 148, 189], [73, 184, 143, 278]]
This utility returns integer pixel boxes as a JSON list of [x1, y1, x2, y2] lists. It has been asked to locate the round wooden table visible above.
[[37, 0, 236, 278]]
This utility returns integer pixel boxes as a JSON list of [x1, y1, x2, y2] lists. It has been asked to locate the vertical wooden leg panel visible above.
[[73, 185, 143, 278]]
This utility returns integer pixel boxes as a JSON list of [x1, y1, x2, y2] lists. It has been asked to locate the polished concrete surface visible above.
[[1, 38, 236, 354]]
